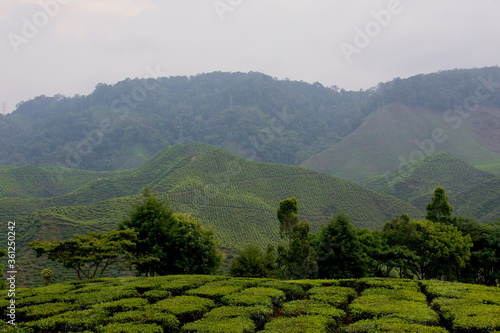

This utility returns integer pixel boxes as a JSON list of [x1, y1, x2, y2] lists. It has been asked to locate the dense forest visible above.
[[1, 67, 499, 171]]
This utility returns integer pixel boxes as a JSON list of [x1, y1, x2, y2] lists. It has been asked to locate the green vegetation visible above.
[[5, 275, 499, 332], [4, 143, 420, 287]]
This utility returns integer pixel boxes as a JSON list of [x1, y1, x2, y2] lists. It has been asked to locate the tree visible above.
[[229, 243, 277, 278], [315, 212, 367, 279], [174, 213, 222, 275], [426, 186, 453, 224], [41, 268, 54, 286], [384, 216, 472, 280], [276, 197, 299, 248], [29, 229, 137, 280], [277, 221, 317, 280], [118, 188, 180, 276], [456, 217, 500, 286], [118, 188, 222, 276]]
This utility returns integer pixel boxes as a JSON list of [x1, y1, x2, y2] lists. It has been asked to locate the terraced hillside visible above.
[[1, 143, 421, 286], [2, 276, 499, 332], [300, 104, 500, 181], [360, 152, 500, 222]]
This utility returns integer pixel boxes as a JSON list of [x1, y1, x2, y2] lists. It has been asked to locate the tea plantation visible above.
[[1, 276, 499, 332]]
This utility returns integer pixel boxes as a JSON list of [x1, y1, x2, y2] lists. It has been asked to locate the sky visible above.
[[1, 0, 499, 114]]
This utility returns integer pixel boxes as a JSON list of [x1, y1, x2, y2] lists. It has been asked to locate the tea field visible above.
[[1, 276, 499, 332]]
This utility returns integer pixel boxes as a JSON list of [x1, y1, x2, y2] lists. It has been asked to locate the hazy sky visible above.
[[1, 0, 499, 114]]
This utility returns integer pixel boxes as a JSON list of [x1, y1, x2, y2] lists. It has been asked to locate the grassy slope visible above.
[[300, 103, 500, 181], [1, 143, 421, 286], [360, 152, 498, 221]]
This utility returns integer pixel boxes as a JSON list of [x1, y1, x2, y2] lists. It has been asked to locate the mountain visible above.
[[1, 67, 500, 176], [360, 152, 499, 222], [300, 103, 500, 181], [2, 143, 421, 286], [0, 72, 370, 170]]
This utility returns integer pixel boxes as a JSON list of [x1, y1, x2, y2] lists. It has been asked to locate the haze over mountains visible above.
[[2, 66, 500, 286]]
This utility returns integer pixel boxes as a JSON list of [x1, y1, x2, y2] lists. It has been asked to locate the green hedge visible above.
[[262, 315, 336, 333], [23, 308, 109, 332], [152, 295, 215, 323], [222, 287, 285, 307], [101, 322, 164, 333], [259, 280, 306, 300], [110, 309, 180, 332], [92, 297, 149, 313], [181, 316, 256, 333], [348, 293, 439, 325], [206, 305, 273, 329], [16, 301, 76, 321], [282, 300, 346, 326], [308, 286, 357, 309], [341, 318, 448, 333]]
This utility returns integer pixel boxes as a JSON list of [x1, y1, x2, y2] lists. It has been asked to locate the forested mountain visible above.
[[1, 67, 500, 179], [2, 143, 421, 286]]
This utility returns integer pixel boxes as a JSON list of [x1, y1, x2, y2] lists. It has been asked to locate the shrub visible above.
[[206, 305, 273, 328], [16, 301, 76, 321], [222, 287, 285, 307], [143, 289, 172, 303], [101, 322, 164, 333], [259, 280, 306, 301], [24, 308, 108, 332], [348, 295, 439, 325], [152, 295, 215, 323], [111, 309, 180, 333], [281, 300, 346, 326], [92, 297, 148, 313], [308, 286, 357, 309], [181, 317, 256, 333], [341, 318, 448, 333], [262, 315, 335, 333]]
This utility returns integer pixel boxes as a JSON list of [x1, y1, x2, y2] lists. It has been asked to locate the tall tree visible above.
[[118, 188, 180, 276], [426, 186, 453, 224], [384, 216, 472, 280], [277, 221, 317, 280], [276, 197, 299, 248], [315, 212, 367, 279], [118, 188, 222, 276]]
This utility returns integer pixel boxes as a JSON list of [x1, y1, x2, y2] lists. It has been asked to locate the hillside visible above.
[[1, 143, 421, 286], [359, 152, 498, 220], [1, 67, 500, 175], [300, 103, 500, 181]]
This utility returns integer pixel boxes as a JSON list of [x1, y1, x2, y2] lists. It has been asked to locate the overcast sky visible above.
[[1, 0, 499, 114]]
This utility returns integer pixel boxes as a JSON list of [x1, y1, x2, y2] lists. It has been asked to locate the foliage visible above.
[[383, 215, 472, 280], [119, 188, 222, 276], [276, 197, 299, 247], [341, 318, 448, 333], [308, 286, 357, 309], [229, 243, 277, 278], [222, 287, 285, 307], [40, 268, 53, 286], [181, 316, 255, 333], [456, 217, 500, 286], [277, 220, 317, 280], [315, 212, 367, 279], [425, 186, 453, 224], [261, 315, 336, 333], [282, 300, 346, 323], [151, 295, 215, 323], [28, 229, 137, 280]]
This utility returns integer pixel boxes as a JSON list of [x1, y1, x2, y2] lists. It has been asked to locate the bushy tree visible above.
[[119, 188, 222, 276], [174, 213, 222, 275], [229, 243, 277, 278], [384, 215, 472, 280], [29, 229, 137, 280], [315, 212, 367, 279], [426, 186, 453, 224], [277, 221, 317, 280], [456, 217, 500, 286]]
